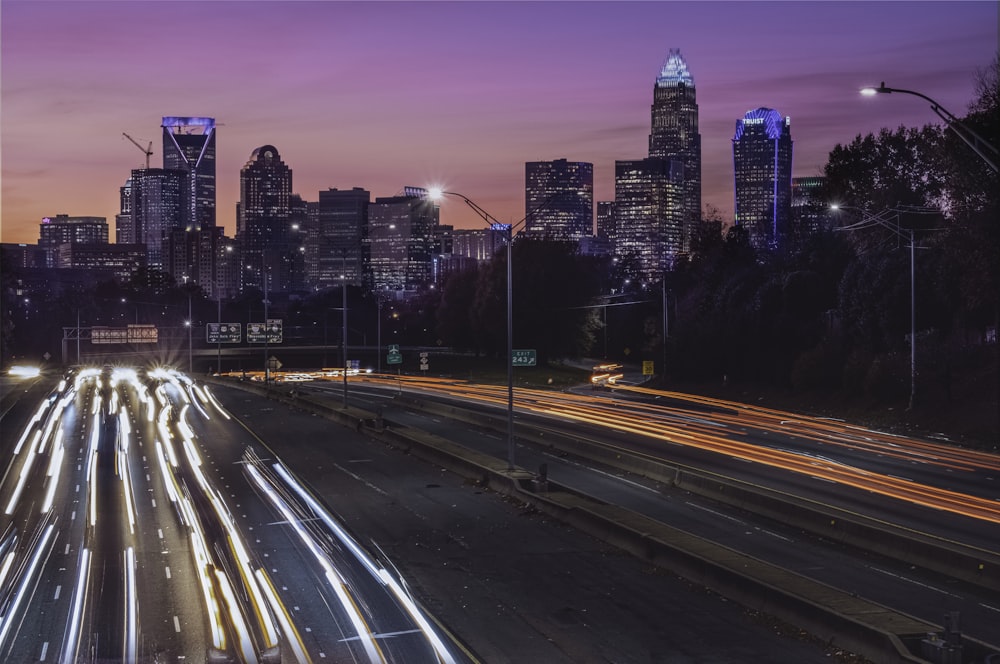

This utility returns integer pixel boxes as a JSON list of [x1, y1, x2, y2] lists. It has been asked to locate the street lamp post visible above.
[[342, 250, 348, 408], [832, 205, 927, 410], [861, 82, 998, 172], [186, 294, 193, 375], [424, 186, 562, 472]]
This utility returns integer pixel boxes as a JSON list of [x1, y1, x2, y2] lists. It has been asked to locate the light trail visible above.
[[358, 375, 1000, 525]]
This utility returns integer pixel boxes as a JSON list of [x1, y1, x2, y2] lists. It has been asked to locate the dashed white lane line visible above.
[[173, 616, 181, 632]]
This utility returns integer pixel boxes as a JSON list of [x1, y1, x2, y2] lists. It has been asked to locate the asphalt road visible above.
[[215, 383, 864, 663]]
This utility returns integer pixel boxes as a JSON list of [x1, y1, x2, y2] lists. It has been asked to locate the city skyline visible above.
[[2, 1, 996, 245]]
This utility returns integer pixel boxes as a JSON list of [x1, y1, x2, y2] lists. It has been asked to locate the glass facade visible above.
[[732, 107, 793, 250], [237, 145, 293, 292], [161, 116, 217, 231], [614, 158, 684, 283], [366, 193, 440, 296], [648, 48, 701, 253], [524, 159, 594, 243]]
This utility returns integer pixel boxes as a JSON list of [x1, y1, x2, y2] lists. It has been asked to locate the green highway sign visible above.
[[387, 344, 403, 365], [512, 349, 537, 366], [247, 319, 283, 343], [207, 323, 241, 343]]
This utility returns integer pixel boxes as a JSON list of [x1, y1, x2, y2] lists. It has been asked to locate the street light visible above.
[[831, 204, 933, 410], [423, 186, 562, 473], [185, 293, 193, 375], [426, 187, 516, 471], [860, 82, 998, 172]]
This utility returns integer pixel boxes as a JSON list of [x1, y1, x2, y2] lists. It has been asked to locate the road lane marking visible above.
[[40, 642, 48, 661], [158, 528, 164, 539], [867, 565, 962, 598], [980, 603, 1000, 614], [53, 585, 61, 600], [151, 498, 156, 508], [173, 616, 181, 632], [686, 502, 746, 524], [165, 566, 171, 579]]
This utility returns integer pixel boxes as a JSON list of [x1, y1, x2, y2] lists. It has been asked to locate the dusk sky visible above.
[[2, 1, 997, 245]]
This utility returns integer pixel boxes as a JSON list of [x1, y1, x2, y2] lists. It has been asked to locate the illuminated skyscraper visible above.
[[367, 190, 440, 296], [162, 116, 217, 230], [129, 168, 184, 269], [237, 145, 293, 292], [614, 158, 684, 283], [732, 108, 793, 250], [648, 49, 701, 252], [524, 159, 594, 243]]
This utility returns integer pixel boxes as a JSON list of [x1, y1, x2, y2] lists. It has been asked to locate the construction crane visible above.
[[122, 132, 153, 169]]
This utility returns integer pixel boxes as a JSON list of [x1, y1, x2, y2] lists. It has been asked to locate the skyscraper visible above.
[[237, 145, 293, 292], [129, 168, 183, 269], [314, 187, 370, 290], [648, 48, 701, 253], [524, 159, 594, 243], [732, 108, 793, 251], [614, 158, 684, 283], [366, 190, 440, 296], [162, 116, 217, 231]]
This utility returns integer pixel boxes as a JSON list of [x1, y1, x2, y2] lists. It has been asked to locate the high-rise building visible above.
[[38, 215, 108, 246], [129, 168, 184, 269], [116, 178, 133, 244], [732, 107, 793, 250], [313, 187, 370, 291], [38, 215, 109, 268], [366, 190, 440, 295], [162, 116, 217, 230], [790, 176, 833, 242], [236, 145, 292, 292], [614, 158, 684, 283], [524, 159, 594, 243], [648, 48, 701, 252], [596, 201, 616, 246], [452, 227, 505, 262]]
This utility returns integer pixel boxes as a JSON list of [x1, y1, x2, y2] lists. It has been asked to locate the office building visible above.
[[312, 187, 370, 290], [236, 145, 293, 292], [38, 215, 109, 268], [129, 168, 184, 269], [614, 158, 684, 283], [116, 178, 133, 244], [451, 228, 505, 262], [54, 243, 147, 281], [162, 116, 217, 230], [524, 159, 594, 243], [648, 48, 702, 252], [733, 107, 793, 250], [790, 176, 833, 242], [366, 190, 440, 296]]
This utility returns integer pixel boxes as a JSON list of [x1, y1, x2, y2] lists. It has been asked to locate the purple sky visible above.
[[2, 1, 996, 244]]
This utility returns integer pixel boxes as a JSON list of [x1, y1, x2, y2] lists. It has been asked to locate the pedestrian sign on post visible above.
[[642, 360, 654, 376], [387, 344, 402, 365], [512, 349, 537, 366]]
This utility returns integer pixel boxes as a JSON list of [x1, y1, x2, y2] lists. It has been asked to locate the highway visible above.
[[3, 366, 998, 662], [299, 372, 1000, 650], [0, 368, 474, 664]]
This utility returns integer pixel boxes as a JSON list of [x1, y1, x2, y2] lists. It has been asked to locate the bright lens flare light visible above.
[[8, 365, 40, 378], [860, 86, 879, 96]]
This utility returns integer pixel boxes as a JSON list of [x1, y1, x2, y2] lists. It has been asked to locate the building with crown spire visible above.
[[648, 48, 701, 255]]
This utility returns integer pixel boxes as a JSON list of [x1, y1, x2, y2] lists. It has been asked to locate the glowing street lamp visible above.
[[860, 82, 998, 172], [426, 187, 518, 472]]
